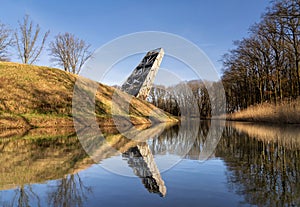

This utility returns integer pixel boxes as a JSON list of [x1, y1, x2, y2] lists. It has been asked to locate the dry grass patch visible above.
[[227, 98, 300, 124], [0, 62, 177, 129]]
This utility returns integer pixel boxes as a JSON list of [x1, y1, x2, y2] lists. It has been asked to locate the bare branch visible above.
[[49, 32, 92, 74], [0, 21, 14, 61], [14, 14, 49, 64]]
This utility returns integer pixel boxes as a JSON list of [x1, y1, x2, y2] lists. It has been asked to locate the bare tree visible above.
[[49, 32, 92, 74], [48, 174, 92, 207], [222, 0, 300, 113], [0, 21, 14, 61], [14, 14, 50, 64]]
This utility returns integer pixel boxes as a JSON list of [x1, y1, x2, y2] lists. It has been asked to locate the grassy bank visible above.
[[0, 62, 177, 129], [226, 99, 300, 124]]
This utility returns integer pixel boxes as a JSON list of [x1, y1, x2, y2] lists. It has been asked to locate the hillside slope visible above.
[[0, 62, 177, 129]]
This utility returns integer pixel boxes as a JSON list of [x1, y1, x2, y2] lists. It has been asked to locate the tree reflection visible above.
[[149, 120, 213, 160], [0, 130, 94, 207], [147, 121, 300, 206], [216, 124, 300, 206], [0, 185, 41, 207], [1, 121, 300, 206], [149, 122, 198, 157], [47, 173, 92, 207]]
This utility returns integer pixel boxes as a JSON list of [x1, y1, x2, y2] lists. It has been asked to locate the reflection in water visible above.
[[88, 123, 169, 197], [0, 129, 92, 190], [134, 121, 300, 206], [0, 122, 300, 206], [123, 143, 166, 197], [148, 120, 222, 160], [217, 122, 300, 206], [0, 123, 170, 202], [48, 174, 92, 207], [0, 128, 93, 207], [7, 185, 41, 207], [229, 122, 300, 149], [77, 123, 167, 163], [1, 174, 91, 207], [149, 123, 199, 158]]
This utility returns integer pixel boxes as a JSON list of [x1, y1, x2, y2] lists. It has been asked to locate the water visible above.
[[0, 121, 299, 207]]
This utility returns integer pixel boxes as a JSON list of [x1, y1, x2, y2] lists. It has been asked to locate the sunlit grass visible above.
[[0, 61, 177, 128], [227, 98, 300, 124]]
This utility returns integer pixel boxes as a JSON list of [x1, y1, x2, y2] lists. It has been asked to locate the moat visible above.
[[0, 121, 299, 207]]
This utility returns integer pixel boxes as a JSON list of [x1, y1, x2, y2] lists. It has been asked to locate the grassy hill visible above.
[[0, 62, 177, 129]]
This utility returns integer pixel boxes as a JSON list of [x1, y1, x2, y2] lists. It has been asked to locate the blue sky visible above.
[[0, 0, 270, 85]]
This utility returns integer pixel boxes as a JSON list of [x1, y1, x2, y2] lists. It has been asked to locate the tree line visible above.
[[0, 14, 91, 74], [150, 0, 299, 117], [222, 0, 300, 112], [2, 0, 298, 117], [147, 80, 225, 118]]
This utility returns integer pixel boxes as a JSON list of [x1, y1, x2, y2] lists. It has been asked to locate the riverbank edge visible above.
[[0, 112, 178, 130], [215, 99, 300, 124]]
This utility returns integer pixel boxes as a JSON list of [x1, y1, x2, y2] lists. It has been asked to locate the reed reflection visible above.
[[216, 122, 300, 206], [1, 121, 299, 206], [144, 121, 300, 206]]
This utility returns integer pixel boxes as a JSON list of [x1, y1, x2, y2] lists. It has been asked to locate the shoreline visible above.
[[210, 117, 300, 125], [223, 118, 300, 126], [0, 113, 178, 130], [224, 99, 300, 125], [0, 62, 178, 130]]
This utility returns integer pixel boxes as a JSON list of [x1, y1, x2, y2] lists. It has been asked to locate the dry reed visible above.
[[227, 98, 300, 124]]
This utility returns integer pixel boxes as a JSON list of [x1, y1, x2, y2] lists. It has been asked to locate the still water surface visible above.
[[0, 121, 299, 207]]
